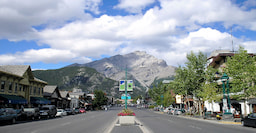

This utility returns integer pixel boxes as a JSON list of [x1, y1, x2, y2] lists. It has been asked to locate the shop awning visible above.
[[0, 94, 28, 104], [30, 97, 51, 104]]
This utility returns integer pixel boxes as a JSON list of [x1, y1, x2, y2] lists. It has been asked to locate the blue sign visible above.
[[121, 94, 131, 100]]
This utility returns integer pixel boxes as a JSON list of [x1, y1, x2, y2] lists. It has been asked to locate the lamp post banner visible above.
[[119, 80, 133, 91], [127, 80, 133, 91], [119, 80, 125, 91]]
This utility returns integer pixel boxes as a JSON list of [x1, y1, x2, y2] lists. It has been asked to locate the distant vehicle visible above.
[[65, 108, 75, 115], [56, 109, 67, 117], [167, 108, 175, 115], [242, 113, 256, 127], [79, 108, 86, 113], [74, 108, 80, 114], [19, 108, 40, 120], [0, 108, 18, 124], [39, 105, 57, 118], [174, 109, 185, 115], [163, 107, 171, 113]]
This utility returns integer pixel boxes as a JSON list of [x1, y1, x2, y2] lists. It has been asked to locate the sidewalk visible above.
[[155, 111, 242, 125]]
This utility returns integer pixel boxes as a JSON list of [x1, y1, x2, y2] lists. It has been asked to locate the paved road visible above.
[[0, 107, 121, 133], [134, 108, 256, 133], [1, 107, 255, 133]]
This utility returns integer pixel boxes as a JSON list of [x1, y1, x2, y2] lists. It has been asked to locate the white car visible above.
[[56, 109, 67, 117], [163, 107, 170, 113]]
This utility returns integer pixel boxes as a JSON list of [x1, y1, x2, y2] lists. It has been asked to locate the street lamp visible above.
[[125, 65, 128, 109], [221, 73, 231, 113]]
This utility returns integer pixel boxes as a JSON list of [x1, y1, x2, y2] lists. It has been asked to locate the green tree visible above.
[[163, 89, 175, 107], [173, 51, 208, 116], [93, 90, 108, 110], [148, 82, 169, 106], [224, 46, 256, 115], [199, 66, 221, 113]]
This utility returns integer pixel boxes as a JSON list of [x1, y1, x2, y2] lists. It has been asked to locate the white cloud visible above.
[[0, 0, 91, 40], [114, 0, 155, 14], [242, 41, 256, 53], [0, 48, 92, 65], [0, 0, 256, 67]]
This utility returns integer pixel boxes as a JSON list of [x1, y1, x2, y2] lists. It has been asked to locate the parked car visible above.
[[167, 108, 175, 115], [0, 108, 18, 124], [79, 108, 86, 113], [65, 108, 75, 115], [163, 107, 170, 113], [39, 105, 57, 118], [242, 113, 256, 127], [74, 108, 80, 114], [23, 108, 40, 120], [174, 109, 185, 115], [56, 109, 67, 117]]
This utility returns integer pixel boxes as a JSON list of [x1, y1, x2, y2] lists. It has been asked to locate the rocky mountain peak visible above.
[[72, 51, 176, 90]]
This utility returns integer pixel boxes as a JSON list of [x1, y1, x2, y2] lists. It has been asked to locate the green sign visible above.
[[119, 80, 133, 91], [127, 80, 133, 91], [119, 80, 125, 91]]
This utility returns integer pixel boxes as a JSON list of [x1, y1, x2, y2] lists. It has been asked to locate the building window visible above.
[[42, 88, 43, 94], [8, 82, 13, 92], [34, 87, 36, 95], [38, 88, 41, 95], [15, 83, 18, 93], [1, 81, 5, 92], [30, 86, 32, 95], [19, 84, 22, 92]]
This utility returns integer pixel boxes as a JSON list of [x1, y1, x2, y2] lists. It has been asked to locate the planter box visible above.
[[119, 116, 135, 125]]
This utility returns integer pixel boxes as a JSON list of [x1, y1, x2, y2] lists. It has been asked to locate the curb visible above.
[[218, 121, 241, 125]]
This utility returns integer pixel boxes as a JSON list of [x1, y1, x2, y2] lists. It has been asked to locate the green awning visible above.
[[30, 97, 51, 104], [0, 94, 27, 104]]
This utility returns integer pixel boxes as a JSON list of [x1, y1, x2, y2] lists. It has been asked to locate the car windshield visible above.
[[40, 107, 49, 110], [250, 113, 256, 118]]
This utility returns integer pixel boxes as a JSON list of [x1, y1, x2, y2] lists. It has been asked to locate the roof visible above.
[[44, 85, 58, 94], [43, 85, 62, 98], [0, 65, 47, 84], [0, 65, 30, 77], [162, 80, 173, 84], [208, 50, 233, 59], [59, 91, 69, 98]]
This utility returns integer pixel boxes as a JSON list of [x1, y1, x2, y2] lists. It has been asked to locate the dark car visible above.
[[65, 108, 75, 115], [39, 105, 57, 119], [242, 113, 256, 127], [0, 108, 18, 124], [74, 108, 80, 114], [23, 108, 40, 120]]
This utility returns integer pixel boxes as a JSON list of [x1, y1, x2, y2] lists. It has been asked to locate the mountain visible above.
[[33, 66, 120, 97], [70, 51, 176, 91], [33, 51, 176, 98]]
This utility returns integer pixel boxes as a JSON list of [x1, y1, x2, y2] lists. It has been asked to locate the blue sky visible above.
[[0, 0, 256, 70]]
